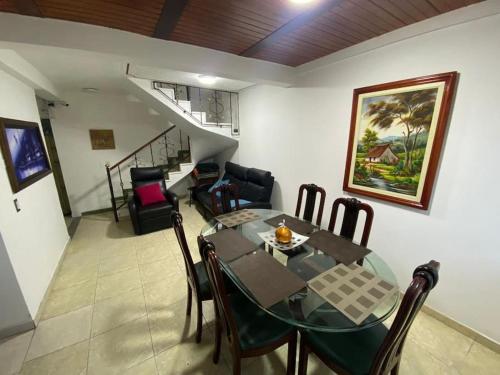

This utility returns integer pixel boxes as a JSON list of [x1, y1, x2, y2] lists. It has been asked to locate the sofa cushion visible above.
[[241, 182, 268, 202], [224, 174, 247, 189], [196, 190, 213, 210], [247, 168, 272, 185], [225, 161, 248, 181], [135, 183, 166, 206], [137, 201, 173, 220]]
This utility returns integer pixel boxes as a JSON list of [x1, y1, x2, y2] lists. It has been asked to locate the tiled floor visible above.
[[1, 199, 499, 374]]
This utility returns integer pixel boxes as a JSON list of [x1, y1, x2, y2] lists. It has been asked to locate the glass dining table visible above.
[[201, 209, 399, 333]]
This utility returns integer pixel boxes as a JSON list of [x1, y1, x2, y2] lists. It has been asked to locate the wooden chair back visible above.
[[171, 212, 202, 296], [328, 197, 374, 247], [370, 260, 440, 374], [211, 183, 240, 215], [199, 238, 241, 350], [295, 184, 326, 226]]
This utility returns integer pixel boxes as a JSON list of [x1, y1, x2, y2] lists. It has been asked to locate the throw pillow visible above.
[[208, 179, 229, 193], [135, 183, 166, 206], [230, 199, 251, 208]]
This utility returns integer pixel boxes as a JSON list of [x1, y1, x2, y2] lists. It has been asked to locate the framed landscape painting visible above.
[[0, 118, 52, 193], [343, 72, 458, 210]]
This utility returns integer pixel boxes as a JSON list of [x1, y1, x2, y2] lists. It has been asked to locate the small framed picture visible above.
[[0, 118, 52, 193], [89, 129, 115, 150]]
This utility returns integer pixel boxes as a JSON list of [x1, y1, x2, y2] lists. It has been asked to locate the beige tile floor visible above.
[[0, 199, 499, 375]]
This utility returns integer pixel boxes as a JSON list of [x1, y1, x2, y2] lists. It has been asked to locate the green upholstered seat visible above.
[[194, 261, 238, 300], [194, 261, 212, 300], [302, 323, 388, 375], [229, 292, 294, 351]]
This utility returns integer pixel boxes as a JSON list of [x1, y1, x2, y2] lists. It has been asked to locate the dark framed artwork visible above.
[[89, 129, 115, 150], [0, 118, 52, 193], [343, 72, 458, 210]]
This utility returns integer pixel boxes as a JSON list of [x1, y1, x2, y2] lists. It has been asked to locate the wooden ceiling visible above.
[[0, 0, 483, 66]]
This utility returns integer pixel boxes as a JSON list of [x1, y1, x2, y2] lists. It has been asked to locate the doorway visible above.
[[40, 117, 72, 216]]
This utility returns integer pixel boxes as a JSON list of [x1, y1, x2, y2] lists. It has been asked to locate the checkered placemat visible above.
[[215, 209, 261, 228], [308, 263, 397, 325]]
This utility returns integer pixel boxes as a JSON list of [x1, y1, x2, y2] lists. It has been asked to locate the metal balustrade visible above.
[[153, 81, 240, 136], [105, 125, 191, 222]]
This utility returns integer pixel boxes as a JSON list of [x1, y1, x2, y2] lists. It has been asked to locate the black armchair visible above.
[[128, 167, 179, 235]]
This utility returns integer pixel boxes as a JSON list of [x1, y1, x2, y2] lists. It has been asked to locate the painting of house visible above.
[[365, 144, 399, 164]]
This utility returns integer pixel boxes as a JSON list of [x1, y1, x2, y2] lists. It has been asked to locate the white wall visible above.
[[0, 231, 33, 337], [236, 12, 500, 342], [0, 69, 69, 318], [50, 91, 172, 215]]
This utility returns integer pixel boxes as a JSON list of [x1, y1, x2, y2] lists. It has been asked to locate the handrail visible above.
[[109, 124, 176, 170], [152, 81, 234, 129], [126, 63, 239, 133], [153, 83, 206, 127]]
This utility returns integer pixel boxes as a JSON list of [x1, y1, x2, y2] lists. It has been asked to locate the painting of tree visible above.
[[343, 72, 458, 210], [365, 89, 437, 174], [361, 128, 379, 153]]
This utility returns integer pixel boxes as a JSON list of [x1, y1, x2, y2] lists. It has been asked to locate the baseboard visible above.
[[81, 207, 113, 216], [0, 321, 35, 341], [420, 304, 500, 354], [67, 216, 81, 238], [33, 238, 72, 326]]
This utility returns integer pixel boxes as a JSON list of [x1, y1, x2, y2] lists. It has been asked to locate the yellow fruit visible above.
[[275, 225, 292, 244]]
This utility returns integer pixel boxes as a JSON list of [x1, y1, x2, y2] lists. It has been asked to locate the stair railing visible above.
[[152, 81, 240, 136], [105, 124, 191, 222], [125, 63, 239, 135]]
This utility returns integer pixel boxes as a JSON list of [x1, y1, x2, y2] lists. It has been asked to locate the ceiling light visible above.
[[82, 87, 99, 94], [197, 75, 217, 85], [290, 0, 314, 4]]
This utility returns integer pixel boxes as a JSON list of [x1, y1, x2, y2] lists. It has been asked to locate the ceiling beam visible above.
[[240, 0, 341, 58], [153, 0, 188, 39], [12, 0, 42, 17]]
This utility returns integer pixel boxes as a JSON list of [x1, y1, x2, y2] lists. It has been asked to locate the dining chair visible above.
[[298, 260, 440, 375], [328, 197, 374, 247], [295, 184, 326, 226], [171, 211, 212, 343], [211, 183, 240, 215], [199, 237, 298, 375]]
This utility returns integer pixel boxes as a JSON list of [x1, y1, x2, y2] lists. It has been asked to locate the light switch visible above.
[[14, 199, 20, 212]]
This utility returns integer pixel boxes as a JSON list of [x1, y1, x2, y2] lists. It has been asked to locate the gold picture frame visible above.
[[89, 129, 115, 150]]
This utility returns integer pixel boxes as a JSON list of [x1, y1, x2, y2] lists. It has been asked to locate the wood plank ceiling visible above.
[[0, 0, 484, 66]]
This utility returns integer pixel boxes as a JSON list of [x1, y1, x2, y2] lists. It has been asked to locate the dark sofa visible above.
[[128, 167, 179, 235], [194, 161, 274, 217]]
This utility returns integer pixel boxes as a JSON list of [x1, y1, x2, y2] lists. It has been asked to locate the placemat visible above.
[[205, 229, 258, 262], [215, 209, 261, 228], [306, 230, 371, 265], [308, 263, 397, 325], [229, 250, 307, 308], [264, 214, 315, 235]]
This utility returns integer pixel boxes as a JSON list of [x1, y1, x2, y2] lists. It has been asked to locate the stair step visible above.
[[177, 100, 191, 113], [191, 111, 203, 122], [158, 87, 175, 100], [177, 150, 191, 163]]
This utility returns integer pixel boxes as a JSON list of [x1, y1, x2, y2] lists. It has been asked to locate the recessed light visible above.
[[290, 0, 314, 4], [82, 87, 99, 93], [197, 75, 217, 85]]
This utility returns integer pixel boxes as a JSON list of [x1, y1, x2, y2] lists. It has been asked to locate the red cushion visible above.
[[135, 183, 166, 206]]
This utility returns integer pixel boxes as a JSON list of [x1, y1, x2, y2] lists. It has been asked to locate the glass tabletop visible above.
[[201, 209, 399, 332]]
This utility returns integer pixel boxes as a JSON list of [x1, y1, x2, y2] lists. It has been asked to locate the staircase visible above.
[[106, 125, 193, 222], [106, 66, 240, 222], [152, 81, 239, 135]]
